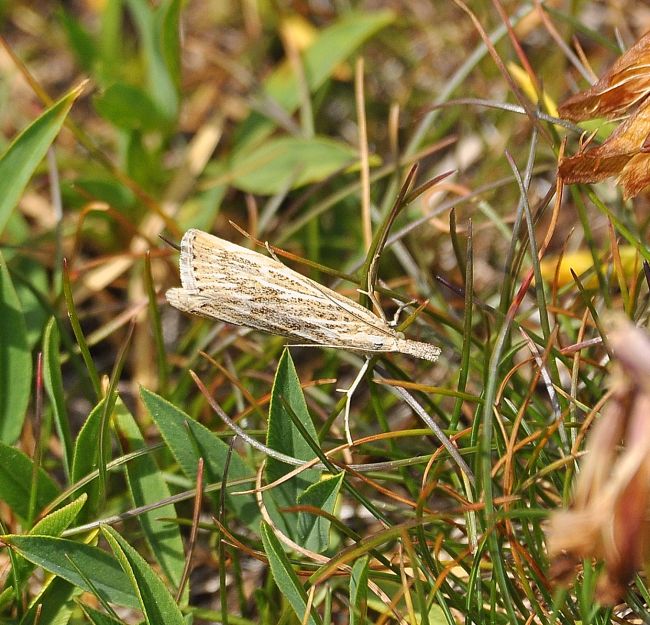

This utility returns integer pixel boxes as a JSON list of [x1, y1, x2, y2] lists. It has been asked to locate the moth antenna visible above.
[[159, 234, 181, 251]]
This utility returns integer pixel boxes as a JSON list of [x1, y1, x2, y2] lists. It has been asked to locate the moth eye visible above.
[[373, 340, 385, 349]]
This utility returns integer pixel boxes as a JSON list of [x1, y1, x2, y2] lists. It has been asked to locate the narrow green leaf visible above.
[[97, 322, 134, 504], [143, 253, 169, 393], [71, 398, 106, 483], [0, 251, 32, 443], [19, 577, 80, 625], [67, 178, 136, 210], [11, 254, 49, 348], [234, 10, 394, 151], [159, 0, 182, 91], [97, 0, 123, 84], [266, 350, 320, 539], [79, 604, 125, 625], [2, 535, 138, 609], [140, 387, 260, 529], [31, 494, 87, 538], [0, 83, 83, 234], [230, 136, 358, 194], [102, 526, 185, 625], [8, 495, 88, 605], [350, 556, 369, 625], [126, 0, 179, 122], [62, 259, 101, 398], [94, 83, 169, 131], [297, 473, 344, 553], [0, 442, 58, 520], [58, 8, 98, 72], [260, 522, 322, 625], [113, 400, 185, 596], [71, 398, 109, 516], [43, 317, 72, 478]]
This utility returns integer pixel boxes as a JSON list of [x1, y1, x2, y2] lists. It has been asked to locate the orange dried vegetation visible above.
[[558, 31, 650, 199], [559, 31, 650, 121], [547, 317, 650, 604]]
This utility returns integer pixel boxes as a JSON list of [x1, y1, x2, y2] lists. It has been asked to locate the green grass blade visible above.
[[260, 522, 322, 625], [349, 556, 369, 625], [42, 317, 73, 479], [0, 442, 59, 521], [266, 350, 321, 540], [2, 535, 137, 609], [102, 525, 186, 625], [113, 399, 185, 598], [62, 259, 101, 398], [0, 252, 32, 443], [0, 83, 83, 235]]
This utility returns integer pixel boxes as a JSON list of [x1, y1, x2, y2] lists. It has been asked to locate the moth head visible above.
[[166, 287, 204, 315]]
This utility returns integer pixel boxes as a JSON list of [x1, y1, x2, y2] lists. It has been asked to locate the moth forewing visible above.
[[166, 229, 440, 362]]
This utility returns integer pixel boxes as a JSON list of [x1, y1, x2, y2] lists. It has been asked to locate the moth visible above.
[[166, 229, 440, 362]]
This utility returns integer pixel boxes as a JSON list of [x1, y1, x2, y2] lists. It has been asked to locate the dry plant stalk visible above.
[[547, 317, 650, 604], [166, 229, 440, 362], [558, 31, 650, 198]]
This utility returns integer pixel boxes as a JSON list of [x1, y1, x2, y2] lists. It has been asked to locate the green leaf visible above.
[[96, 0, 123, 85], [43, 318, 72, 478], [260, 522, 322, 625], [12, 495, 88, 586], [12, 253, 49, 348], [350, 556, 369, 625], [159, 0, 182, 91], [0, 442, 59, 520], [0, 83, 83, 235], [10, 496, 87, 598], [2, 535, 138, 609], [230, 136, 358, 194], [30, 494, 87, 537], [71, 397, 106, 484], [58, 8, 98, 72], [102, 526, 185, 625], [266, 350, 320, 539], [126, 0, 179, 122], [297, 473, 344, 553], [79, 604, 125, 625], [0, 251, 32, 443], [140, 387, 260, 530], [94, 83, 169, 131], [71, 397, 111, 516], [113, 400, 185, 596], [68, 178, 136, 211], [234, 10, 394, 151], [19, 577, 80, 625]]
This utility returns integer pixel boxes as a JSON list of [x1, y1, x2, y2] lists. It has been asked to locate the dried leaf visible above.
[[547, 317, 650, 604], [559, 97, 650, 198], [617, 149, 650, 198], [559, 31, 650, 121]]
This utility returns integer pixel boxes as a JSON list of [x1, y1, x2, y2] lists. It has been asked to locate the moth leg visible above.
[[336, 357, 371, 446], [264, 241, 282, 264], [356, 288, 387, 322], [390, 299, 417, 327]]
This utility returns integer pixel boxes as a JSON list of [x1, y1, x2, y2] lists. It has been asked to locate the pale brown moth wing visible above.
[[166, 229, 440, 361], [170, 229, 399, 348]]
